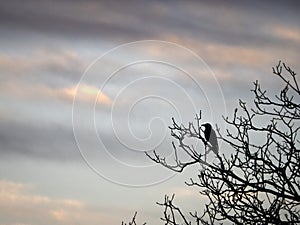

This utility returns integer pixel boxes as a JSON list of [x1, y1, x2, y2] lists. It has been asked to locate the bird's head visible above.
[[201, 123, 212, 130]]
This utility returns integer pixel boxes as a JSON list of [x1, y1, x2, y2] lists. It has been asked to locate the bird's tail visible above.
[[206, 142, 219, 156]]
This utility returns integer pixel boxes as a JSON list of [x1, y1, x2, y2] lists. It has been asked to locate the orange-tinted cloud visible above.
[[273, 25, 300, 42], [0, 180, 119, 225], [62, 84, 112, 106], [160, 34, 272, 67], [0, 81, 112, 106], [0, 48, 84, 74]]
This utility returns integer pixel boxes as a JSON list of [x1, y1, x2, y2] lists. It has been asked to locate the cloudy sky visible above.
[[0, 0, 300, 224]]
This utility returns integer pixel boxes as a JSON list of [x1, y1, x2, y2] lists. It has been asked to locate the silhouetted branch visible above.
[[157, 194, 196, 225], [121, 212, 146, 225]]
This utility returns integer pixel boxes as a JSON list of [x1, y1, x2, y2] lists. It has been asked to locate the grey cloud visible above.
[[0, 0, 299, 163], [0, 0, 151, 41], [1, 0, 299, 48], [0, 120, 78, 161], [0, 89, 172, 162], [1, 0, 299, 80], [0, 48, 86, 89]]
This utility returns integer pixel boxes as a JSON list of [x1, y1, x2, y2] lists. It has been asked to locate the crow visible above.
[[202, 123, 219, 156]]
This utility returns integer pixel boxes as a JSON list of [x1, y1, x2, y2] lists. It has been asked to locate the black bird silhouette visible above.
[[202, 123, 219, 156]]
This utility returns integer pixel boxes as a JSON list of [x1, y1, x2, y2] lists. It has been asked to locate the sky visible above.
[[0, 0, 300, 224]]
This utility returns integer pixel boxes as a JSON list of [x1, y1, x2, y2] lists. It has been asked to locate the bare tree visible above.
[[144, 61, 300, 224]]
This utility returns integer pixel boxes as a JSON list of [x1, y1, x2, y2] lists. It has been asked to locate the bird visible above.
[[202, 123, 219, 157]]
